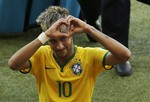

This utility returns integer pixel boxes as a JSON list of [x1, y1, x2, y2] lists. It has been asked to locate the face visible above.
[[48, 36, 74, 60]]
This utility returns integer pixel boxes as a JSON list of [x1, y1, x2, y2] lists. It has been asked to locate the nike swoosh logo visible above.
[[45, 67, 55, 69]]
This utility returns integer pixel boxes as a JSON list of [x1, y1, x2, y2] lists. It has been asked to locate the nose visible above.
[[56, 42, 64, 50]]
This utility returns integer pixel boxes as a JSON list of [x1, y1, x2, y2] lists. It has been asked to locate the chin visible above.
[[56, 49, 70, 59], [57, 52, 67, 58], [60, 54, 68, 59]]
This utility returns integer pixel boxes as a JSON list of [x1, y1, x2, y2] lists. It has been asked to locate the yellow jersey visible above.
[[20, 45, 112, 102]]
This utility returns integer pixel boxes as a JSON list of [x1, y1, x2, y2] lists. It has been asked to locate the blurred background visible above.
[[0, 0, 80, 36]]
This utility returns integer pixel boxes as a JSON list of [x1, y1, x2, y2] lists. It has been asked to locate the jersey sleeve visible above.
[[19, 60, 32, 74], [102, 52, 114, 70], [92, 48, 113, 74], [19, 46, 45, 75]]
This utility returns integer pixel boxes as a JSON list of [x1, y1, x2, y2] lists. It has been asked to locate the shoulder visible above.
[[75, 46, 108, 59], [32, 45, 52, 58], [38, 45, 52, 53], [76, 45, 106, 53], [39, 45, 51, 50]]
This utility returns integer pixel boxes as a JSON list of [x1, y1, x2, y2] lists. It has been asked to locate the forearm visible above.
[[8, 38, 42, 70], [87, 25, 131, 62]]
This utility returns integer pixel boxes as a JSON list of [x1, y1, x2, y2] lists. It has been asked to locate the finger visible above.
[[67, 15, 75, 23], [58, 32, 71, 38], [54, 18, 69, 27], [68, 32, 74, 38], [67, 15, 73, 20]]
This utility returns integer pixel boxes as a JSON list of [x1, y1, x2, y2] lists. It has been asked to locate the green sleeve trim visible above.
[[19, 60, 32, 74], [29, 60, 32, 69], [102, 52, 113, 70]]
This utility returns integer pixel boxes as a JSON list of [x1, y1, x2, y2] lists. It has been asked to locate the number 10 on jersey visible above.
[[57, 81, 72, 97]]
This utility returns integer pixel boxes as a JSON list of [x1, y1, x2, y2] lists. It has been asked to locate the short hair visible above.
[[36, 6, 69, 31]]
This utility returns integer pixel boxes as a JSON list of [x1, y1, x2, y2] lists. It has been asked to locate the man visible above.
[[8, 6, 131, 102], [78, 0, 132, 76]]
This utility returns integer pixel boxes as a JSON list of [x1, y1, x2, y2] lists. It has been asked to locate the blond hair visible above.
[[36, 6, 69, 31]]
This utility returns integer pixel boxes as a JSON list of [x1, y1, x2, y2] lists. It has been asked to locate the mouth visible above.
[[56, 49, 66, 54]]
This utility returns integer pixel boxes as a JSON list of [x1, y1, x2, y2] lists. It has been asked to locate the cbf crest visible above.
[[71, 62, 82, 75]]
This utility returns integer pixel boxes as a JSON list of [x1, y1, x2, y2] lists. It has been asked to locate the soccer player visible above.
[[8, 6, 131, 102]]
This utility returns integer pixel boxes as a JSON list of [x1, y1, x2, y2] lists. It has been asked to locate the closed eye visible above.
[[49, 39, 57, 43]]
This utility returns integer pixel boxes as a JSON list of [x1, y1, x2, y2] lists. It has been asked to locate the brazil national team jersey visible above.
[[20, 45, 112, 102]]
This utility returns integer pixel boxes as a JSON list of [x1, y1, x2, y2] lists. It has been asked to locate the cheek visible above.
[[66, 41, 73, 53], [67, 38, 73, 44], [65, 39, 73, 47]]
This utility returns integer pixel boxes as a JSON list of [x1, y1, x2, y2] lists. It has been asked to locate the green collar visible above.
[[53, 45, 77, 72]]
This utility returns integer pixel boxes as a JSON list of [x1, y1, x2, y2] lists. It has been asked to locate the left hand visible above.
[[67, 15, 90, 35]]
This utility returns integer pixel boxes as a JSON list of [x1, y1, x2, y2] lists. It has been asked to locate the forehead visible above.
[[49, 37, 65, 41], [49, 36, 72, 41]]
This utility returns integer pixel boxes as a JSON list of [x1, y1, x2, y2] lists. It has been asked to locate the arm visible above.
[[8, 18, 70, 70], [8, 38, 43, 70], [67, 15, 131, 65], [87, 26, 131, 65]]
